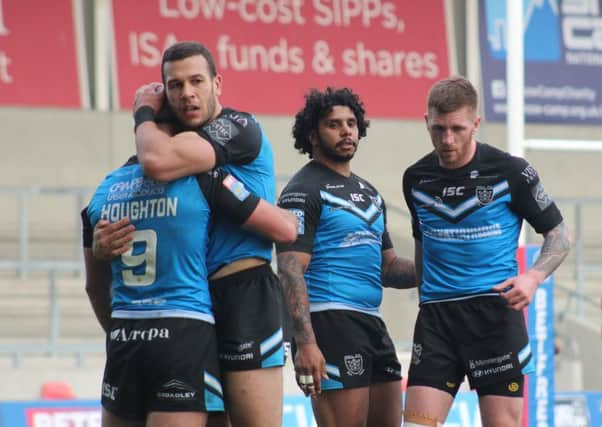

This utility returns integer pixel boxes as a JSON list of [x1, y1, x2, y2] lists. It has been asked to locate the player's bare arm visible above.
[[133, 83, 217, 181], [414, 239, 423, 285], [532, 220, 571, 278], [278, 252, 314, 344], [381, 248, 417, 289], [83, 248, 112, 333], [277, 251, 327, 395], [494, 221, 570, 310], [243, 203, 298, 244]]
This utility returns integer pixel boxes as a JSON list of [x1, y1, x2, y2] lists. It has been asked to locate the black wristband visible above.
[[134, 106, 155, 132]]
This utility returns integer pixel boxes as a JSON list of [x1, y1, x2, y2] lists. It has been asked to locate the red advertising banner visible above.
[[111, 0, 450, 118], [0, 0, 86, 108]]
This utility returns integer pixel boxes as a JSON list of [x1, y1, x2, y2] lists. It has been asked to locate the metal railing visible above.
[[0, 186, 93, 278], [2, 187, 601, 292], [0, 187, 97, 366], [0, 266, 103, 368], [559, 197, 602, 316]]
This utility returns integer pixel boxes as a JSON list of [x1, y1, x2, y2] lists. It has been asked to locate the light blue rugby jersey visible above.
[[87, 160, 214, 322], [403, 143, 563, 303], [277, 161, 393, 316], [85, 158, 260, 322], [196, 108, 276, 274]]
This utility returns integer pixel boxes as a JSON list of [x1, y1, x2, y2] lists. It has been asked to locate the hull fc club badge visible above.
[[476, 186, 494, 205], [344, 354, 365, 376]]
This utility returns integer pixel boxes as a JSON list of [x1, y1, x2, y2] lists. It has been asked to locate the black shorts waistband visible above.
[[421, 293, 501, 306], [209, 262, 275, 286]]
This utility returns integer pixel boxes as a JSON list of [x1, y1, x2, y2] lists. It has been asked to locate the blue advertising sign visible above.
[[479, 0, 602, 124], [0, 397, 318, 427], [2, 391, 601, 426], [283, 396, 315, 427], [443, 392, 481, 427], [555, 391, 602, 426], [0, 393, 482, 427], [524, 244, 556, 427]]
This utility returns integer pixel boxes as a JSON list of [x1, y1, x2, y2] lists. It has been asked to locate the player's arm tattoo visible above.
[[277, 252, 316, 345], [381, 252, 417, 289], [532, 221, 570, 278]]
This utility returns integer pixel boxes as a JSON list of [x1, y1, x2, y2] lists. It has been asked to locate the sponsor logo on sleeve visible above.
[[289, 209, 305, 234], [222, 175, 250, 201], [532, 182, 553, 210], [204, 117, 239, 146], [226, 112, 249, 127], [521, 165, 539, 184], [278, 192, 307, 205]]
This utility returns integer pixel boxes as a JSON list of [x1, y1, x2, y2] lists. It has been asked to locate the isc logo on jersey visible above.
[[350, 193, 365, 202], [222, 175, 250, 201], [442, 186, 465, 197]]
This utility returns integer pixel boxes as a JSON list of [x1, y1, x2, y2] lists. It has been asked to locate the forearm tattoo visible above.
[[277, 253, 315, 345], [382, 257, 417, 289], [533, 221, 571, 278]]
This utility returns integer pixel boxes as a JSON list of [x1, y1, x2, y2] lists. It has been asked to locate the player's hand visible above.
[[492, 272, 540, 311], [93, 218, 135, 261], [133, 82, 165, 115], [294, 342, 328, 397]]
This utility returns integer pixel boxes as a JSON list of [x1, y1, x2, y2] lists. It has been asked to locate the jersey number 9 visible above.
[[121, 229, 157, 287]]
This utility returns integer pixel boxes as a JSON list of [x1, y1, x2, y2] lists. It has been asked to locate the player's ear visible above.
[[309, 131, 318, 147], [213, 73, 223, 97]]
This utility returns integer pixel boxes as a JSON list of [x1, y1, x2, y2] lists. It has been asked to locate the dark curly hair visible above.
[[292, 87, 369, 158]]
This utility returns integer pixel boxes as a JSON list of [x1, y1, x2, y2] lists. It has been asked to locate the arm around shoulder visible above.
[[136, 123, 217, 181]]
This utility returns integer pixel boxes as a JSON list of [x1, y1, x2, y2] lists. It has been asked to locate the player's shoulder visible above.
[[99, 155, 139, 183], [287, 161, 325, 185], [280, 162, 326, 194], [122, 155, 138, 167], [219, 107, 260, 129], [352, 172, 381, 195], [477, 142, 530, 176], [403, 151, 438, 180], [199, 108, 261, 140]]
